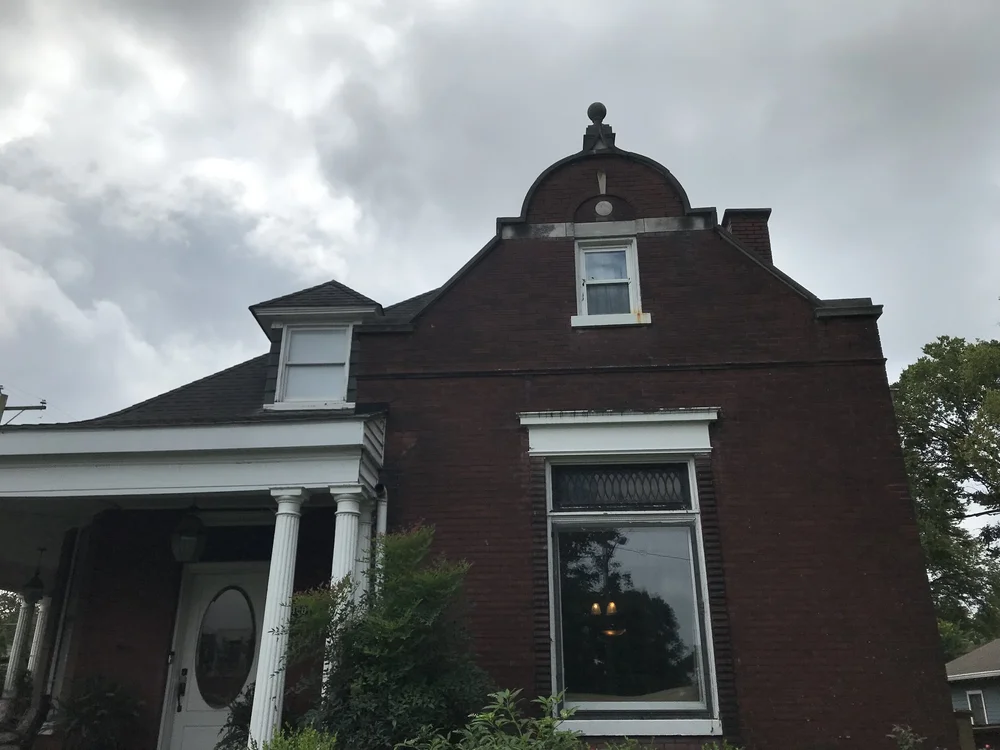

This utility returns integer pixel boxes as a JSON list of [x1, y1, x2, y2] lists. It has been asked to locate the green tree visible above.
[[893, 336, 1000, 659]]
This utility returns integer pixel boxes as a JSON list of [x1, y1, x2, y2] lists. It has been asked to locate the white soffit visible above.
[[518, 408, 719, 456]]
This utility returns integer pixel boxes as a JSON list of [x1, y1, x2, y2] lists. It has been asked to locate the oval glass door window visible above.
[[195, 586, 256, 708]]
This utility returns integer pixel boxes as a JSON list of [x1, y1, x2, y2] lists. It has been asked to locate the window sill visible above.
[[561, 718, 721, 736], [571, 312, 651, 328], [263, 401, 355, 411]]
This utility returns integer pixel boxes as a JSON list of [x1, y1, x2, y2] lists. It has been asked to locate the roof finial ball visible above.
[[587, 101, 607, 125]]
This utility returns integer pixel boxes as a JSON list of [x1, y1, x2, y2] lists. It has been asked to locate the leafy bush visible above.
[[216, 527, 492, 750], [261, 727, 337, 750], [287, 526, 493, 750], [215, 683, 255, 750], [887, 725, 926, 750], [397, 689, 640, 750], [53, 675, 144, 750]]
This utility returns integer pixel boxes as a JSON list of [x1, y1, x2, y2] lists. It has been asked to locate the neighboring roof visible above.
[[3, 355, 385, 431], [251, 278, 379, 311], [947, 638, 1000, 680]]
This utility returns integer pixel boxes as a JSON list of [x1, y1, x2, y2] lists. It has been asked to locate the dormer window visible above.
[[571, 238, 651, 327], [275, 326, 350, 406]]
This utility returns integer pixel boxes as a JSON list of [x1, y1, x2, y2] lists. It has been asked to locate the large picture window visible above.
[[550, 462, 713, 716]]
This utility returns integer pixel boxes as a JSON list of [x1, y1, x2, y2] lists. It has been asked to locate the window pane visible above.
[[970, 692, 988, 725], [552, 465, 692, 511], [196, 587, 256, 709], [287, 329, 347, 364], [586, 283, 631, 315], [557, 526, 703, 705], [283, 364, 345, 401], [584, 250, 628, 280]]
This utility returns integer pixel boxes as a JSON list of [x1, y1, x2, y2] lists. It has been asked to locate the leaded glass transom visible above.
[[551, 464, 691, 510]]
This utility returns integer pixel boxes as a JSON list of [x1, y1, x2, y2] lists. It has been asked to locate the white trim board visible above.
[[0, 418, 385, 499], [561, 718, 722, 736], [949, 669, 1000, 682], [518, 408, 719, 456], [0, 419, 370, 458]]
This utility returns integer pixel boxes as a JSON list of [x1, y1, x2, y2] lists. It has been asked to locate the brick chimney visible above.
[[722, 208, 773, 264]]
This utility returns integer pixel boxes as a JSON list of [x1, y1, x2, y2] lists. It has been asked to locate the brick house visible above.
[[0, 104, 955, 750]]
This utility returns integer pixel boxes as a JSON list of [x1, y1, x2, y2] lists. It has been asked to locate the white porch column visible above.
[[26, 596, 50, 675], [352, 500, 373, 599], [330, 492, 362, 586], [2, 597, 33, 696], [248, 488, 307, 749]]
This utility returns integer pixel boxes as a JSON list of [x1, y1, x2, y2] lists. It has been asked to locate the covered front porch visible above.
[[0, 413, 386, 750]]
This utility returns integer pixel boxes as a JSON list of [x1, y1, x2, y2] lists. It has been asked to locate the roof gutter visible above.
[[948, 669, 1000, 682]]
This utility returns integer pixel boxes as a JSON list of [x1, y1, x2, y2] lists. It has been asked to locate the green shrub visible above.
[[220, 526, 492, 750], [215, 683, 255, 750], [53, 675, 144, 750], [397, 689, 640, 750], [261, 727, 337, 750], [887, 725, 926, 750]]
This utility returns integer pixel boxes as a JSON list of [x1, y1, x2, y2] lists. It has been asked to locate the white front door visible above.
[[161, 565, 269, 750]]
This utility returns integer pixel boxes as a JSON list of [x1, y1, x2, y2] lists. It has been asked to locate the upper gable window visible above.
[[275, 326, 350, 406], [571, 238, 651, 328]]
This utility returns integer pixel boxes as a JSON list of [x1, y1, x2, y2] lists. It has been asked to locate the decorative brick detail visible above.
[[526, 155, 686, 223], [530, 456, 552, 700], [695, 455, 741, 744]]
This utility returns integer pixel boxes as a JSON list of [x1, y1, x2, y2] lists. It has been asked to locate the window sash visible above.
[[576, 239, 641, 318], [548, 512, 715, 718], [285, 328, 348, 365], [277, 326, 350, 403]]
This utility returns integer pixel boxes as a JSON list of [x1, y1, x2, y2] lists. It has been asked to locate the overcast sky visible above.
[[1, 0, 998, 423]]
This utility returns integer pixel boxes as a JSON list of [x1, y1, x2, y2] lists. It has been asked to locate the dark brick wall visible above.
[[65, 510, 182, 750], [354, 152, 956, 749], [54, 506, 336, 749], [723, 210, 772, 265]]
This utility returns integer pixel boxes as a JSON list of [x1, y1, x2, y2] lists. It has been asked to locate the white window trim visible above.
[[520, 408, 721, 737], [571, 237, 651, 328], [968, 689, 989, 725], [271, 324, 352, 409]]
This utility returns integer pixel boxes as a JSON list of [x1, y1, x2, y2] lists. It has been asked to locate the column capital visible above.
[[270, 488, 307, 517], [329, 484, 366, 499], [270, 487, 308, 500]]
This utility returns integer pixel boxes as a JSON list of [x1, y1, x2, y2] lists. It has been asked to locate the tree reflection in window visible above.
[[557, 526, 701, 703], [196, 586, 256, 709]]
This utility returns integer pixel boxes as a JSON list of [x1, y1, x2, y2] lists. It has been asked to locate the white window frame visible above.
[[968, 689, 989, 725], [571, 237, 651, 328], [271, 324, 353, 409], [520, 408, 721, 737]]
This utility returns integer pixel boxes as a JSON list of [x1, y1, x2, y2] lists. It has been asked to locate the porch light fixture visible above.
[[170, 512, 207, 563], [22, 547, 46, 604]]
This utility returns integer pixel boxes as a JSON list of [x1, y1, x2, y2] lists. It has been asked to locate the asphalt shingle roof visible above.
[[379, 288, 438, 324], [5, 354, 384, 430], [947, 638, 1000, 678], [251, 278, 379, 310]]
